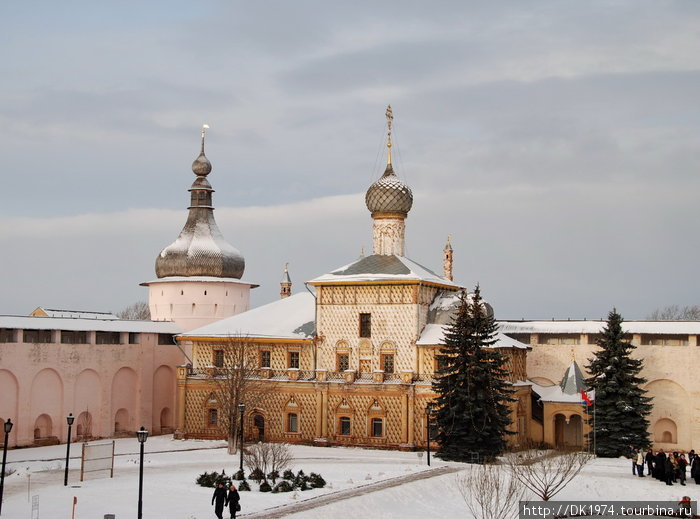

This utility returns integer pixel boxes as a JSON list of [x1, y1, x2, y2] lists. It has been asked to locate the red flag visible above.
[[581, 389, 592, 406]]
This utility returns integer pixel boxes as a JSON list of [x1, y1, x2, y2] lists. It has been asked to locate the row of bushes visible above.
[[196, 469, 326, 493]]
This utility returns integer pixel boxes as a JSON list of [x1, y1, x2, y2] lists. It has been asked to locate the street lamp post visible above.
[[425, 403, 433, 467], [64, 413, 74, 486], [136, 427, 148, 519], [238, 403, 245, 473], [0, 419, 13, 516]]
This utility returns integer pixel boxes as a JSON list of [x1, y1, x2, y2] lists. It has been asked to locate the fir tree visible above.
[[432, 285, 514, 462], [586, 309, 652, 457]]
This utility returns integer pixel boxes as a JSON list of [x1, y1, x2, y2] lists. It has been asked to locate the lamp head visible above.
[[136, 426, 149, 443], [3, 418, 12, 434], [238, 402, 245, 412], [66, 413, 75, 426]]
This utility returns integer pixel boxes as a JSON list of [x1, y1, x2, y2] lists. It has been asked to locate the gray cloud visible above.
[[1, 1, 699, 320]]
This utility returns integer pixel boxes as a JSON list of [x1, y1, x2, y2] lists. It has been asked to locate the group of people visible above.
[[630, 446, 700, 487], [212, 482, 241, 519]]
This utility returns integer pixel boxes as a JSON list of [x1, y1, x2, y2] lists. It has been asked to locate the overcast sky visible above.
[[2, 1, 699, 320]]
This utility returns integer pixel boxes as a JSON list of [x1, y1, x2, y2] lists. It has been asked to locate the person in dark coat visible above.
[[690, 453, 700, 484], [655, 450, 666, 481], [664, 456, 674, 486], [226, 484, 241, 519], [645, 449, 655, 476], [212, 482, 227, 519]]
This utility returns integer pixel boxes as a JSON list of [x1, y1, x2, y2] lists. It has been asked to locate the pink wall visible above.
[[0, 330, 185, 447]]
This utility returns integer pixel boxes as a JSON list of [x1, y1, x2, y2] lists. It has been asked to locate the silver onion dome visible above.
[[365, 163, 414, 216], [155, 128, 245, 279]]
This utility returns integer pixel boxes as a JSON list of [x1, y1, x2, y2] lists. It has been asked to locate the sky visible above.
[[2, 1, 700, 320]]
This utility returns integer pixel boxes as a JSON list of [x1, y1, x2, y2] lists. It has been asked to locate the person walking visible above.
[[212, 482, 227, 519], [226, 484, 241, 519]]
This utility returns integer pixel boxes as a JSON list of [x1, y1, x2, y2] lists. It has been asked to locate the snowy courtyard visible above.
[[1, 436, 698, 518]]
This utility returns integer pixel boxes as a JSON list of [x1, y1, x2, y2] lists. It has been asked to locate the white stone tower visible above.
[[142, 126, 257, 331]]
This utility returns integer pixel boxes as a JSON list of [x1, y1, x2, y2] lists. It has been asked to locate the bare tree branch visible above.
[[208, 337, 277, 455], [505, 450, 591, 502], [116, 301, 151, 320], [457, 463, 526, 519], [646, 304, 700, 320]]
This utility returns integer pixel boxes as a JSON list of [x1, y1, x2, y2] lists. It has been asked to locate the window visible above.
[[207, 408, 218, 427], [339, 416, 351, 436], [128, 333, 140, 344], [337, 353, 349, 372], [0, 329, 17, 343], [260, 350, 271, 368], [359, 313, 371, 338], [541, 334, 580, 345], [288, 351, 300, 369], [96, 331, 120, 344], [61, 330, 88, 344], [158, 334, 174, 345], [287, 413, 298, 433], [371, 417, 383, 437], [641, 334, 688, 346], [381, 354, 395, 373], [23, 329, 54, 343], [213, 349, 224, 367]]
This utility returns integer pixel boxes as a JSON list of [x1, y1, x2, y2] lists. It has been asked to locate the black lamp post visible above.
[[238, 403, 245, 473], [0, 418, 13, 516], [136, 427, 148, 519], [425, 403, 433, 467], [64, 413, 74, 486]]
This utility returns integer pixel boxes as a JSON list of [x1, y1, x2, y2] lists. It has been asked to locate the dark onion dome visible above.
[[364, 163, 413, 216], [155, 129, 245, 279]]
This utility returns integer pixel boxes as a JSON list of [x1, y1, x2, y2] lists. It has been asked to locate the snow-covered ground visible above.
[[1, 436, 698, 518]]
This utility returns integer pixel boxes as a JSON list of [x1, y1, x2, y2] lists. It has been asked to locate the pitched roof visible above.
[[308, 254, 458, 288], [179, 292, 315, 341]]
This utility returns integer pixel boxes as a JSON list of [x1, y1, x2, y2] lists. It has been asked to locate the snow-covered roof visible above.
[[530, 381, 587, 403], [0, 315, 181, 333], [498, 320, 700, 335], [140, 276, 259, 287], [31, 308, 119, 320], [416, 325, 529, 349], [308, 254, 458, 288], [180, 292, 315, 341], [559, 360, 586, 395]]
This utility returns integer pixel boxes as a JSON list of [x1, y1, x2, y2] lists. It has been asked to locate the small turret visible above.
[[280, 263, 292, 299], [443, 235, 453, 281]]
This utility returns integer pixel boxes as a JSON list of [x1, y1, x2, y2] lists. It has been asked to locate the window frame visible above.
[[339, 416, 351, 436], [359, 313, 372, 338], [213, 349, 225, 368], [287, 412, 298, 433], [288, 351, 300, 369], [381, 353, 395, 373], [370, 417, 383, 438], [260, 350, 271, 368]]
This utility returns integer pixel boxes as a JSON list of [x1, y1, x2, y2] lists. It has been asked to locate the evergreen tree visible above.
[[586, 309, 652, 457], [432, 285, 514, 462]]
